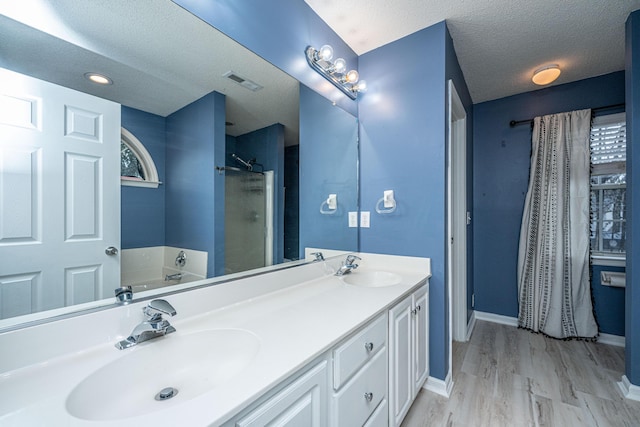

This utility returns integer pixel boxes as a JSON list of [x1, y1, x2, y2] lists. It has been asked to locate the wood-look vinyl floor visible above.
[[401, 320, 640, 427]]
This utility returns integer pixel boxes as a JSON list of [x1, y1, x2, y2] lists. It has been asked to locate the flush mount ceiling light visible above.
[[305, 44, 366, 99], [84, 72, 113, 85], [532, 64, 561, 86]]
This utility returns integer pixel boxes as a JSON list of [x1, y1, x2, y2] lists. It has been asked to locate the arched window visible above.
[[120, 127, 160, 188]]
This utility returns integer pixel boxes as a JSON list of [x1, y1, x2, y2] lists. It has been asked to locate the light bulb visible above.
[[345, 70, 359, 84], [318, 44, 333, 61], [354, 80, 367, 92], [84, 72, 113, 85], [532, 65, 561, 85], [333, 58, 346, 74]]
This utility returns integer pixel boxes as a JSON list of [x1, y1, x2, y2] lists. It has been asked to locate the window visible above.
[[590, 112, 626, 264], [120, 127, 160, 188]]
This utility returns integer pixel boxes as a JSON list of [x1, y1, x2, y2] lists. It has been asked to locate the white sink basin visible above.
[[66, 329, 260, 421], [341, 271, 402, 287]]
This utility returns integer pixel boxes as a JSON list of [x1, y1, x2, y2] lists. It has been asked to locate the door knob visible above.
[[105, 246, 118, 256]]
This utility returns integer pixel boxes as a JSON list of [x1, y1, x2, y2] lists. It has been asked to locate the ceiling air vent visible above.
[[223, 71, 263, 92]]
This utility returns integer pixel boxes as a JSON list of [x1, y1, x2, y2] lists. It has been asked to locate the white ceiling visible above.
[[4, 0, 639, 130], [304, 0, 640, 103]]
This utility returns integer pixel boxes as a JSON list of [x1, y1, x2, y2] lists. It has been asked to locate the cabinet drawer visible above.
[[332, 347, 387, 427], [363, 399, 388, 427], [333, 314, 386, 389], [235, 360, 328, 427]]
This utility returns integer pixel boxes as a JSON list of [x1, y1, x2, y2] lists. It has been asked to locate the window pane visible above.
[[590, 113, 626, 256], [121, 141, 145, 179], [590, 173, 626, 185], [592, 188, 626, 253], [590, 190, 598, 245]]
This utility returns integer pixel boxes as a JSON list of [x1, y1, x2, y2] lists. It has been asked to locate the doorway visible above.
[[447, 80, 469, 351]]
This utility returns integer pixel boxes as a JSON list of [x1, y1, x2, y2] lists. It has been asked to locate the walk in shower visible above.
[[223, 167, 274, 274]]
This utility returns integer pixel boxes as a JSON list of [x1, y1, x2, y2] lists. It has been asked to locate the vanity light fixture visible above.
[[305, 44, 366, 100], [532, 64, 561, 85], [84, 72, 113, 85]]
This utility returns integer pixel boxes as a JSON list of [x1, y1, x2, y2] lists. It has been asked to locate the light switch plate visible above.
[[360, 211, 370, 228], [348, 211, 358, 228]]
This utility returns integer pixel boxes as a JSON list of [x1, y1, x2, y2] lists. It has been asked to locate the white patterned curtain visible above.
[[517, 109, 598, 339]]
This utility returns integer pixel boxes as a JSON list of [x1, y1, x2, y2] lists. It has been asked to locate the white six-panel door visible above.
[[0, 68, 120, 320]]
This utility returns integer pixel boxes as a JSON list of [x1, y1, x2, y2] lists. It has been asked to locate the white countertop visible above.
[[0, 253, 430, 426]]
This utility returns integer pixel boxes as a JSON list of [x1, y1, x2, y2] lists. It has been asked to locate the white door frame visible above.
[[447, 80, 468, 356]]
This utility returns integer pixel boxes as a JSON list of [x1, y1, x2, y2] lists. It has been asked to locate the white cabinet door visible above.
[[236, 360, 328, 427], [413, 285, 429, 394], [388, 282, 429, 427], [388, 294, 413, 427], [0, 68, 120, 319]]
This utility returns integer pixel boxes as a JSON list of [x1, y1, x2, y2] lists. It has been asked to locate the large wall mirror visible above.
[[0, 0, 358, 329]]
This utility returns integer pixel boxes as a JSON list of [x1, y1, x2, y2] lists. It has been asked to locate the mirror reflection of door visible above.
[[0, 68, 121, 319]]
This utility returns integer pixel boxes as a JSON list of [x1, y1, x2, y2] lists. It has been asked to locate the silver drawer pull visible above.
[[411, 308, 418, 315], [364, 342, 374, 352], [364, 392, 373, 402], [417, 305, 421, 311]]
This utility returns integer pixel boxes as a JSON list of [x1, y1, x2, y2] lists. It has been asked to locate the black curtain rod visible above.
[[509, 103, 625, 128]]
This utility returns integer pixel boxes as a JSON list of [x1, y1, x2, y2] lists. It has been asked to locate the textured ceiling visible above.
[[0, 0, 299, 145], [4, 0, 640, 121], [304, 0, 640, 103]]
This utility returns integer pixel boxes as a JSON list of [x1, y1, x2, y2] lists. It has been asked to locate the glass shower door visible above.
[[224, 169, 267, 274]]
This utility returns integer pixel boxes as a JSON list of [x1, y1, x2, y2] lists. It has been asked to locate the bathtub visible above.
[[129, 270, 204, 293], [121, 246, 207, 294]]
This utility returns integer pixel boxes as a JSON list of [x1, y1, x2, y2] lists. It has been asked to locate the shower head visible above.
[[231, 153, 253, 171]]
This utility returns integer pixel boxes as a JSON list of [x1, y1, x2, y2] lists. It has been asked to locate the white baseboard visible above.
[[598, 333, 625, 347], [474, 311, 625, 347], [618, 375, 640, 401], [424, 371, 453, 397], [466, 311, 477, 341], [473, 311, 518, 327]]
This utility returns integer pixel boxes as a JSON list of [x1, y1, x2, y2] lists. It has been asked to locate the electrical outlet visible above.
[[348, 211, 358, 228], [360, 211, 370, 228]]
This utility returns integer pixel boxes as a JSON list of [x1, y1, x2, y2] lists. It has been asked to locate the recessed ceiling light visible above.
[[84, 72, 113, 85], [532, 65, 561, 86]]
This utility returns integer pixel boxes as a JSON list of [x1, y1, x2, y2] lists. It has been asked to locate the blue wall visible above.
[[473, 72, 626, 336], [592, 265, 626, 336], [299, 84, 358, 253], [235, 124, 286, 263], [173, 0, 357, 116], [120, 106, 166, 249], [175, 1, 473, 382], [626, 11, 640, 386], [359, 22, 452, 380], [165, 91, 226, 277]]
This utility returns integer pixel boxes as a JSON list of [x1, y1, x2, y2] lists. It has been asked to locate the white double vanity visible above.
[[0, 253, 430, 426]]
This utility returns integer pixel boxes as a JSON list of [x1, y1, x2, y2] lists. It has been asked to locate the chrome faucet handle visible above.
[[345, 254, 361, 267], [310, 252, 325, 261], [143, 299, 177, 320]]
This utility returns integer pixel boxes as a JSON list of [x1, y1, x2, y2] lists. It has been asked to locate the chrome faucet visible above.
[[165, 272, 183, 281], [335, 254, 361, 276], [310, 252, 325, 262], [115, 299, 177, 350]]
